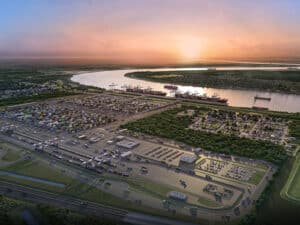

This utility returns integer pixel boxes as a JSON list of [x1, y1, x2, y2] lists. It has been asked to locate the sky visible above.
[[1, 0, 300, 64]]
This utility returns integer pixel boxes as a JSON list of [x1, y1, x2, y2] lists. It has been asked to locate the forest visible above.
[[122, 106, 288, 165]]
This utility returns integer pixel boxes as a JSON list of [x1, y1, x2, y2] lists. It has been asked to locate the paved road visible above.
[[0, 181, 198, 225]]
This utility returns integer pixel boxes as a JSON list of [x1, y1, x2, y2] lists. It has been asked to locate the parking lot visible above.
[[135, 146, 186, 166], [196, 158, 265, 183], [189, 109, 290, 144], [1, 93, 169, 133]]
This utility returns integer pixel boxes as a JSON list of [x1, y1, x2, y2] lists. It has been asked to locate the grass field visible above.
[[0, 158, 205, 224], [248, 170, 266, 185], [2, 160, 70, 184], [1, 151, 20, 162], [0, 139, 223, 212], [0, 92, 78, 107], [0, 142, 22, 162], [127, 178, 171, 199], [0, 160, 126, 205], [0, 142, 25, 151], [196, 196, 223, 208], [288, 168, 300, 198], [286, 154, 300, 200], [125, 177, 221, 208], [0, 175, 64, 192], [281, 153, 300, 203]]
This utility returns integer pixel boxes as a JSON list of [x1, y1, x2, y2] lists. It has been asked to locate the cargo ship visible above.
[[164, 85, 178, 90], [207, 67, 217, 71], [175, 93, 228, 104], [126, 87, 167, 96], [287, 67, 299, 70], [252, 106, 269, 111], [254, 95, 271, 101]]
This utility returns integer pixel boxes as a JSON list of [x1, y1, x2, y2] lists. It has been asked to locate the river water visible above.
[[71, 67, 300, 113]]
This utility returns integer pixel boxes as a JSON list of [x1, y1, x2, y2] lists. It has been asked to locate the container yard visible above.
[[0, 92, 277, 222]]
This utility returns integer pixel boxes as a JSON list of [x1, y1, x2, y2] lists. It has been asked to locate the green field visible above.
[[0, 160, 133, 206], [2, 160, 70, 184], [248, 170, 266, 185], [0, 139, 223, 210], [125, 177, 221, 208], [196, 196, 223, 208], [0, 158, 205, 223], [0, 66, 105, 107], [282, 153, 300, 202], [0, 142, 22, 162], [0, 91, 78, 107], [0, 160, 128, 206], [289, 168, 300, 198], [1, 151, 20, 162]]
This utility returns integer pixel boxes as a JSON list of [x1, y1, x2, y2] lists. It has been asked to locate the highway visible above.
[[0, 181, 198, 225]]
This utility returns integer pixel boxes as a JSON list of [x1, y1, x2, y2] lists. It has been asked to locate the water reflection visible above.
[[72, 67, 300, 113]]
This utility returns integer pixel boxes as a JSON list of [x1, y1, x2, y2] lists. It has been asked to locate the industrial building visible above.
[[180, 154, 197, 164], [168, 191, 187, 201], [116, 140, 140, 149]]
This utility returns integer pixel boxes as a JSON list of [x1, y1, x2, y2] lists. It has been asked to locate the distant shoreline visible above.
[[125, 69, 300, 95]]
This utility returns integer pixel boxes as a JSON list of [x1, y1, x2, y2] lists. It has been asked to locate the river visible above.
[[71, 67, 300, 113]]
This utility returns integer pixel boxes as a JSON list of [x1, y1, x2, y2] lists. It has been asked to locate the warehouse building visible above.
[[168, 191, 187, 201], [180, 154, 197, 164], [116, 140, 139, 149]]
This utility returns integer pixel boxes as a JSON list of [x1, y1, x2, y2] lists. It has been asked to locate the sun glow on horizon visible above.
[[177, 37, 204, 62]]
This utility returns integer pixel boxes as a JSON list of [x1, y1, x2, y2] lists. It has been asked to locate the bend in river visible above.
[[72, 67, 300, 113]]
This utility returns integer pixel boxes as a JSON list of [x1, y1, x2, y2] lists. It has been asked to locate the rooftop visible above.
[[180, 154, 197, 164], [116, 140, 139, 149]]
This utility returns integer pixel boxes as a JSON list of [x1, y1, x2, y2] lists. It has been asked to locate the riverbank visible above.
[[125, 70, 300, 95]]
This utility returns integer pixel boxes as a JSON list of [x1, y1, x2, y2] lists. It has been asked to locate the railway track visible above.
[[0, 181, 127, 219], [0, 181, 198, 225]]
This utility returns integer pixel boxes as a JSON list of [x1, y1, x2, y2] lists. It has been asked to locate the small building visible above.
[[121, 151, 132, 159], [107, 140, 114, 144], [180, 154, 197, 164], [89, 137, 101, 143], [194, 148, 202, 154], [77, 135, 86, 139], [116, 140, 139, 149], [116, 135, 125, 141], [118, 129, 128, 133], [168, 191, 187, 201]]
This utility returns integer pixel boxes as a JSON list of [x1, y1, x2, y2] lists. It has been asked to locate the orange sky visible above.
[[1, 0, 300, 64]]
